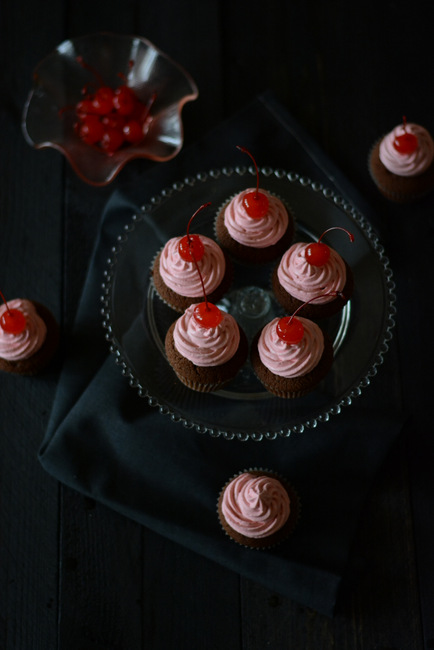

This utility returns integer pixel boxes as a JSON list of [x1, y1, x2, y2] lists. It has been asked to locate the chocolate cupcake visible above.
[[0, 299, 59, 376], [368, 119, 434, 203], [272, 235, 354, 320], [251, 315, 333, 398], [217, 469, 300, 549], [165, 302, 248, 392], [152, 234, 233, 313], [215, 188, 295, 264]]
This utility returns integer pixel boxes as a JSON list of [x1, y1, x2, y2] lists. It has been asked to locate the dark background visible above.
[[1, 1, 433, 648]]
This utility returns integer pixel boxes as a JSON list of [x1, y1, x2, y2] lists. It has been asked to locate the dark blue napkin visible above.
[[39, 92, 404, 617]]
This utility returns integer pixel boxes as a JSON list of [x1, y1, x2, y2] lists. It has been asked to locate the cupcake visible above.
[[368, 117, 434, 202], [0, 297, 59, 375], [217, 469, 300, 549], [251, 314, 333, 398], [215, 147, 295, 264], [272, 228, 354, 319], [165, 301, 248, 392], [152, 233, 233, 312]]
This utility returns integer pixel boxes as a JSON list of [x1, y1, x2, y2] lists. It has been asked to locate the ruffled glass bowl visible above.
[[22, 32, 198, 186]]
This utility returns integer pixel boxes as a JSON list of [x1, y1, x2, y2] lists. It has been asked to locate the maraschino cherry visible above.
[[276, 291, 344, 344], [65, 57, 156, 155], [180, 212, 223, 328], [236, 145, 269, 218], [178, 202, 211, 262], [393, 116, 418, 154], [0, 290, 27, 335], [305, 227, 354, 267]]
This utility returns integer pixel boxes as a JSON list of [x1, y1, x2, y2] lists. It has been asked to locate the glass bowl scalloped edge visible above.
[[100, 166, 397, 441]]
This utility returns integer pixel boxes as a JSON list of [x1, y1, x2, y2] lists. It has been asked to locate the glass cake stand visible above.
[[101, 167, 396, 441]]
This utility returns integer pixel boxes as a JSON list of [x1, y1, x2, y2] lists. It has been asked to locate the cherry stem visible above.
[[186, 201, 211, 248], [402, 115, 408, 132], [0, 289, 12, 315], [288, 290, 344, 324], [76, 56, 105, 87], [186, 202, 212, 310], [236, 145, 260, 198], [317, 226, 354, 245]]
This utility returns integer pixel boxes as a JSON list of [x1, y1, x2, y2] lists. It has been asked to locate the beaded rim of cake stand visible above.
[[101, 167, 397, 442]]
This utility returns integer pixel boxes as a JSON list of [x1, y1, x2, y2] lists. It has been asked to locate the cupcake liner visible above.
[[151, 245, 234, 313], [368, 138, 434, 203], [217, 468, 301, 550]]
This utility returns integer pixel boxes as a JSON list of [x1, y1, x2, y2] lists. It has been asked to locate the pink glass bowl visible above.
[[22, 33, 199, 186]]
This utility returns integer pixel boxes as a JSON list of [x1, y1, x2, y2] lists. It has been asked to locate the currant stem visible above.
[[317, 226, 354, 245], [236, 145, 260, 198]]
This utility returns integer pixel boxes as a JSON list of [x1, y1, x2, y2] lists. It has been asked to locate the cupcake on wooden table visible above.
[[217, 469, 300, 549], [369, 116, 434, 202], [164, 223, 248, 392], [272, 227, 354, 320], [0, 289, 59, 375], [152, 202, 233, 313], [251, 298, 334, 398], [215, 146, 295, 264]]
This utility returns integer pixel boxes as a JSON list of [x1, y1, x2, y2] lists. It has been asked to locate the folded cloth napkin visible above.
[[39, 91, 404, 617]]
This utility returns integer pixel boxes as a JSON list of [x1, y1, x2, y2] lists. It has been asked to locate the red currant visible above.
[[305, 242, 330, 266], [0, 308, 27, 335], [243, 190, 269, 219], [178, 234, 205, 262], [276, 316, 304, 344], [193, 302, 223, 328]]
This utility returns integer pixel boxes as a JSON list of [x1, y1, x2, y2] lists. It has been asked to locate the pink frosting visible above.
[[223, 189, 288, 248], [379, 122, 434, 176], [277, 242, 346, 304], [0, 299, 46, 361], [159, 235, 226, 297], [221, 472, 290, 539], [173, 304, 240, 367], [257, 316, 324, 378]]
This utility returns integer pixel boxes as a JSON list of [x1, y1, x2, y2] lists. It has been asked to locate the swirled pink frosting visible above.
[[221, 472, 290, 539], [379, 123, 434, 176], [223, 189, 288, 248], [159, 235, 226, 297], [0, 299, 46, 361], [258, 316, 324, 378], [173, 304, 240, 367], [277, 242, 346, 304]]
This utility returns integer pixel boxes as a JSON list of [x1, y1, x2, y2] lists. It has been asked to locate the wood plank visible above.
[[0, 2, 65, 648]]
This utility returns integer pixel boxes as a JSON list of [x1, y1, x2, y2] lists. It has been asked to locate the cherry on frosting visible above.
[[193, 301, 223, 328], [276, 291, 344, 344], [305, 227, 354, 267], [180, 204, 223, 329], [178, 202, 211, 262], [236, 145, 269, 219], [393, 115, 418, 154], [0, 290, 27, 335]]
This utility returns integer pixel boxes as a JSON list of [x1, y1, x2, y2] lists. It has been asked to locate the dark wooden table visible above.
[[2, 1, 434, 648]]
